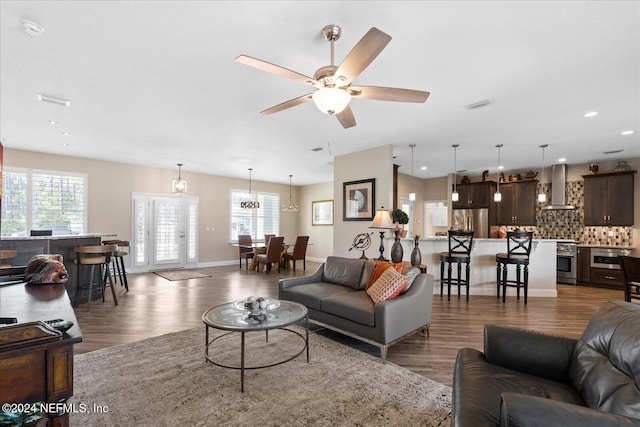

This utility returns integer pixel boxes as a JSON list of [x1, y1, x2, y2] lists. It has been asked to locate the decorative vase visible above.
[[411, 236, 422, 267], [390, 229, 403, 263]]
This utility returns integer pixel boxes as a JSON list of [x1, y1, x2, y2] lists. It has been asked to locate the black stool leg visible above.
[[456, 262, 462, 299], [447, 262, 452, 301], [465, 262, 470, 301], [524, 265, 529, 304], [496, 263, 501, 299], [502, 264, 508, 303], [516, 265, 521, 301], [118, 256, 129, 291], [440, 261, 445, 298]]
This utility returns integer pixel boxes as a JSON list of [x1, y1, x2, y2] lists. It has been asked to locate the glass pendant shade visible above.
[[451, 191, 459, 202], [312, 87, 351, 115], [538, 144, 548, 203], [494, 191, 502, 202], [172, 164, 187, 194], [538, 193, 547, 203], [494, 144, 503, 202], [451, 144, 459, 202], [409, 192, 416, 201]]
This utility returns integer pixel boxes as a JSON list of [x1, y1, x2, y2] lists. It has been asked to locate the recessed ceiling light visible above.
[[420, 166, 427, 170], [0, 138, 5, 143], [22, 20, 44, 36], [558, 158, 567, 163], [61, 143, 69, 147], [583, 111, 598, 118], [621, 130, 634, 136], [498, 165, 504, 170], [62, 131, 70, 136], [48, 120, 58, 125]]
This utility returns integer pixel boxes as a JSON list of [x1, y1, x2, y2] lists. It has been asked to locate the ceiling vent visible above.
[[37, 94, 70, 107], [22, 20, 44, 36], [464, 99, 491, 110]]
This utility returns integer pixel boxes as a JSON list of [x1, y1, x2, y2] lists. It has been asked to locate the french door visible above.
[[132, 193, 198, 272]]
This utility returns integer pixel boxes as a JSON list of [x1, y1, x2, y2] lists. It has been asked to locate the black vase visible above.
[[411, 236, 422, 267], [390, 229, 403, 263]]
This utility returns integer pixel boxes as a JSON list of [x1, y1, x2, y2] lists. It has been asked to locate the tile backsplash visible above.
[[533, 181, 632, 246]]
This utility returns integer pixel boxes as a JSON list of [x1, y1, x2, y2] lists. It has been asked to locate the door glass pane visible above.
[[154, 201, 180, 263], [134, 197, 147, 266]]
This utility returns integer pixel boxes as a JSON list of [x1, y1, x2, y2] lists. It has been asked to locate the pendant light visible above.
[[282, 174, 299, 212], [494, 144, 503, 202], [451, 144, 459, 202], [409, 144, 416, 201], [172, 163, 187, 194], [538, 144, 548, 203], [240, 168, 260, 209]]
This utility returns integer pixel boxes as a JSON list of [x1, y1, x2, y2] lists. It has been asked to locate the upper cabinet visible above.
[[583, 171, 635, 226], [452, 181, 496, 209], [495, 180, 537, 226]]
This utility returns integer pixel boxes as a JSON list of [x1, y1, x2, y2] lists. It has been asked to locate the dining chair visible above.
[[73, 244, 118, 307], [284, 236, 309, 271], [238, 235, 255, 270], [264, 234, 275, 245], [620, 256, 640, 303], [0, 250, 17, 269], [256, 236, 284, 274]]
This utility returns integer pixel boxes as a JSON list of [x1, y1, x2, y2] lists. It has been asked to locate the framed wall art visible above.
[[343, 178, 375, 221], [312, 200, 333, 226]]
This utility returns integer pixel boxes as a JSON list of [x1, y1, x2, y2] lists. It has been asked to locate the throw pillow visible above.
[[400, 267, 421, 294], [366, 260, 404, 290], [366, 267, 409, 303]]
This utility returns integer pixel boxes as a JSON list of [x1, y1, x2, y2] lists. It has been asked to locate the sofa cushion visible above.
[[359, 259, 375, 290], [281, 282, 354, 311], [569, 301, 640, 419], [400, 266, 420, 294], [366, 267, 408, 303], [320, 290, 375, 327], [365, 260, 404, 290], [322, 256, 366, 290]]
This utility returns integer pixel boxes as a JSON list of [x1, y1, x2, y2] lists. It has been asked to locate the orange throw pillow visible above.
[[366, 260, 404, 290], [366, 267, 409, 303]]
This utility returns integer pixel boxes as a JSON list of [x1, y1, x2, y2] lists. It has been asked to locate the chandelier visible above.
[[282, 175, 299, 212], [172, 163, 187, 195], [240, 168, 260, 209]]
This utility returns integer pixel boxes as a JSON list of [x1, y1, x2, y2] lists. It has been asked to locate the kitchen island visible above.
[[0, 234, 116, 305], [393, 237, 558, 298]]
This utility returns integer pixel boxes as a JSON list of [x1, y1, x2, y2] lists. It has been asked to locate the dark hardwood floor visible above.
[[73, 262, 622, 387]]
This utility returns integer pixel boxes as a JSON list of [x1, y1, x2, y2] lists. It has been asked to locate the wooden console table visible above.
[[0, 282, 82, 426]]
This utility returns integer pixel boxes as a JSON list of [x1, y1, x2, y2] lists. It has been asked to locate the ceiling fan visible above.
[[236, 25, 430, 129]]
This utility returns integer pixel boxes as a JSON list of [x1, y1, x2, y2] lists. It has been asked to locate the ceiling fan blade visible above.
[[336, 105, 356, 129], [334, 28, 392, 85], [236, 55, 321, 87], [349, 86, 430, 103], [260, 94, 313, 115]]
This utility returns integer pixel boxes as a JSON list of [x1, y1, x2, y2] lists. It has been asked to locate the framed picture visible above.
[[343, 178, 375, 221], [312, 200, 334, 226]]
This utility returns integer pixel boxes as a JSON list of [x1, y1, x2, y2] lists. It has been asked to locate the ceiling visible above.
[[1, 1, 638, 186]]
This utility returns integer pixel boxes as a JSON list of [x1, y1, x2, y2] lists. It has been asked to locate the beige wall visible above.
[[297, 182, 334, 261], [3, 148, 308, 266], [333, 145, 393, 258]]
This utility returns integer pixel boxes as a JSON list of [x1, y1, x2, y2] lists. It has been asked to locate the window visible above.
[[230, 190, 279, 242], [1, 167, 87, 237]]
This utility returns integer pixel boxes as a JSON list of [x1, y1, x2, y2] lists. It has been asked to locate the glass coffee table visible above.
[[202, 299, 308, 392]]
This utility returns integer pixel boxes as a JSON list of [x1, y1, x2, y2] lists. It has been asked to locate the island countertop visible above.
[[1, 233, 116, 241]]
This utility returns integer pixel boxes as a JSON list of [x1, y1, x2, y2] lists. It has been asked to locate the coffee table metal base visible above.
[[204, 320, 309, 392]]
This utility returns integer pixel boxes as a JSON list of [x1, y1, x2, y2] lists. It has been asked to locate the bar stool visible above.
[[74, 244, 118, 307], [496, 231, 533, 304], [440, 231, 474, 301], [102, 239, 130, 291], [0, 250, 17, 268]]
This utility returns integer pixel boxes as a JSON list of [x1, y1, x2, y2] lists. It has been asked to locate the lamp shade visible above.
[[312, 87, 351, 115], [369, 208, 394, 229]]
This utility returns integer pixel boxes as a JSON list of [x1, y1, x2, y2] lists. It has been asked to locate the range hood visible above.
[[542, 164, 576, 210]]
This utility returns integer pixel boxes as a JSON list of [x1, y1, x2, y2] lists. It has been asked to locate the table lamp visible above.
[[369, 207, 394, 261]]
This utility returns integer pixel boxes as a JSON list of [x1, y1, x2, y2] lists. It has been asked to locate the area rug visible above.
[[72, 327, 451, 426], [153, 269, 211, 281]]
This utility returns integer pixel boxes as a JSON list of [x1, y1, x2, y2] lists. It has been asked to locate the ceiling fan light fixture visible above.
[[312, 86, 351, 115]]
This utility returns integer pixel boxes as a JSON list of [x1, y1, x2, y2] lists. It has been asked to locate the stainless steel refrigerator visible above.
[[452, 209, 489, 238]]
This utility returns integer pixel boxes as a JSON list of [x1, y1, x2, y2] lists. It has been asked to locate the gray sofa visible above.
[[278, 256, 433, 362], [452, 300, 640, 427]]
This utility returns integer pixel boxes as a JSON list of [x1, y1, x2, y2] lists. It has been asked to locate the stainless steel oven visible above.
[[591, 248, 633, 269], [557, 242, 577, 285]]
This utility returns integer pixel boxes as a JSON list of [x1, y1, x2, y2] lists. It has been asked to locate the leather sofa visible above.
[[278, 256, 433, 362], [452, 301, 640, 426]]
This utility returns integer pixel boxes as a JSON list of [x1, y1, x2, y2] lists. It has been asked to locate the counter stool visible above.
[[102, 239, 130, 292], [440, 231, 474, 301], [74, 244, 118, 307], [0, 250, 17, 268], [496, 231, 533, 304]]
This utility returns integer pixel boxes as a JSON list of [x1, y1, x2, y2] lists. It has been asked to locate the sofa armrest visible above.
[[484, 325, 577, 383], [278, 264, 325, 298], [500, 393, 640, 427], [374, 273, 434, 343]]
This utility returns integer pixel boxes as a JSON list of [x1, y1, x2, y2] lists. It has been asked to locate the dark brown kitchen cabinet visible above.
[[583, 171, 635, 226], [495, 181, 537, 226], [590, 268, 624, 288], [577, 246, 590, 284], [452, 181, 496, 209]]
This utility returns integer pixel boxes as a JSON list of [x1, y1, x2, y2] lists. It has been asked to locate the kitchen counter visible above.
[[2, 233, 115, 241], [390, 237, 558, 298], [577, 244, 635, 249]]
